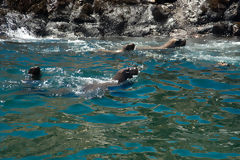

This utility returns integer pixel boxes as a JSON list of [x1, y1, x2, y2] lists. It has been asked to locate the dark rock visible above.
[[3, 0, 50, 14], [73, 23, 100, 37], [152, 5, 170, 22], [107, 0, 140, 5], [206, 0, 229, 12], [115, 4, 158, 36], [45, 21, 74, 37], [48, 12, 70, 22], [27, 0, 48, 17], [207, 10, 224, 22], [1, 0, 239, 38], [4, 0, 34, 13], [0, 9, 7, 29], [93, 0, 105, 15], [99, 13, 127, 36], [198, 12, 222, 24], [124, 24, 156, 37], [224, 2, 240, 21], [0, 8, 8, 16], [155, 0, 177, 4], [96, 2, 153, 36], [73, 13, 96, 24], [71, 2, 95, 24], [212, 22, 233, 35], [81, 3, 93, 15], [83, 0, 94, 4], [48, 3, 72, 22], [47, 0, 74, 22], [55, 0, 73, 7], [198, 0, 230, 24], [122, 0, 140, 5], [25, 18, 47, 36]]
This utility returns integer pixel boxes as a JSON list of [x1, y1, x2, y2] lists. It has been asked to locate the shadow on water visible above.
[[0, 37, 240, 159]]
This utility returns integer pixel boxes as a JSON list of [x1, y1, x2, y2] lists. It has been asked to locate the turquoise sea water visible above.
[[0, 36, 240, 159]]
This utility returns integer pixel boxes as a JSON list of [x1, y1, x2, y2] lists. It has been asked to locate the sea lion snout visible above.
[[122, 67, 139, 80], [127, 67, 138, 76]]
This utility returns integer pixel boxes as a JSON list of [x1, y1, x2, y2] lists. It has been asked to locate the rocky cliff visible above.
[[0, 0, 239, 38]]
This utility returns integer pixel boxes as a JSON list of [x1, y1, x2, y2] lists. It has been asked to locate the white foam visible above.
[[181, 40, 240, 65], [7, 27, 36, 40]]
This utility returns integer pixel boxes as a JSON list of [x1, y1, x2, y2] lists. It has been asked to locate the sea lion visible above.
[[82, 67, 139, 92], [98, 38, 186, 54], [25, 66, 139, 98], [28, 66, 41, 80], [27, 66, 139, 83], [136, 38, 186, 50], [122, 43, 136, 52], [98, 43, 136, 54], [20, 66, 42, 93]]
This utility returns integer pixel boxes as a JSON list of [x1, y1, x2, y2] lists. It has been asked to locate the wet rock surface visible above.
[[0, 0, 240, 38]]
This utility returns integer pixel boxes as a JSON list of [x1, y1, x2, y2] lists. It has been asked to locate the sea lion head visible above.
[[122, 43, 136, 51], [113, 67, 139, 83], [28, 66, 41, 80], [173, 38, 186, 47]]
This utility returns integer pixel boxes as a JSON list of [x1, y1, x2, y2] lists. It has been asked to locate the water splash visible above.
[[5, 13, 36, 39], [38, 67, 116, 99], [7, 27, 36, 39]]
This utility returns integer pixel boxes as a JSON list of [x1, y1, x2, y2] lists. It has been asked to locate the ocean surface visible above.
[[0, 35, 240, 160]]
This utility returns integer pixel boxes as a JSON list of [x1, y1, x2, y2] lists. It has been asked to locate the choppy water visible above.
[[0, 36, 240, 160]]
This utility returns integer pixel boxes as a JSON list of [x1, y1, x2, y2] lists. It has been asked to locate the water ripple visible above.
[[1, 37, 240, 159], [172, 149, 240, 159], [82, 114, 147, 124]]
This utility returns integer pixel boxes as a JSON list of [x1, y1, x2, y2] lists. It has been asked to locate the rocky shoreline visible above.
[[0, 0, 239, 39]]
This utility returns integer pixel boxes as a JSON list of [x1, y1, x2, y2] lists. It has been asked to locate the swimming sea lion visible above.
[[136, 38, 186, 50], [28, 66, 41, 80], [82, 67, 139, 92], [122, 43, 136, 52], [98, 43, 136, 54], [98, 38, 186, 53]]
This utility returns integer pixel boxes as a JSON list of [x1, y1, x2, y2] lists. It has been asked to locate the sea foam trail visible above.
[[184, 40, 240, 65]]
